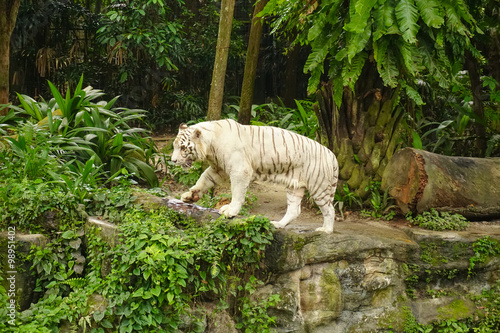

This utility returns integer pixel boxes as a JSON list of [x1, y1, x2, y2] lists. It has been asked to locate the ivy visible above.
[[15, 208, 279, 332]]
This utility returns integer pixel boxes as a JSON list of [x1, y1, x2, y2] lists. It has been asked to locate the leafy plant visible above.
[[0, 177, 84, 232], [16, 209, 279, 332], [169, 161, 203, 187], [236, 276, 280, 332], [3, 75, 159, 187], [468, 236, 500, 278], [29, 229, 86, 296], [334, 183, 363, 218], [0, 109, 22, 135], [85, 182, 139, 223], [361, 181, 397, 220], [406, 209, 469, 231]]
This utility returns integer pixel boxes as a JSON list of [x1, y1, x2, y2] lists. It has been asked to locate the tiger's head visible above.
[[171, 123, 204, 168]]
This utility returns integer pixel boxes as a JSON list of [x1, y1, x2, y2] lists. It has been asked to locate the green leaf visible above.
[[93, 311, 105, 322], [132, 287, 144, 298], [411, 130, 422, 149], [211, 263, 220, 278], [395, 0, 420, 43], [151, 285, 161, 297], [373, 38, 399, 87], [62, 230, 76, 239], [344, 0, 378, 33], [415, 0, 443, 28], [48, 80, 66, 116], [167, 292, 174, 303], [342, 52, 368, 90]]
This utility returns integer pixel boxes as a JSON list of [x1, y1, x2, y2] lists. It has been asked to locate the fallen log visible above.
[[381, 148, 500, 219]]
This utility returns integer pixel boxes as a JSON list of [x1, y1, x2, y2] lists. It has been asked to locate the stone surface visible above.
[[258, 217, 500, 332], [0, 232, 47, 311]]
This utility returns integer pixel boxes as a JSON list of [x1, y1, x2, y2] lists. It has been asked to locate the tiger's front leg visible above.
[[219, 167, 252, 218], [181, 166, 227, 203]]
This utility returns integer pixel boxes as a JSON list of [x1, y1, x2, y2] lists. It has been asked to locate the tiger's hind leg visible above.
[[271, 187, 305, 229], [315, 203, 335, 234]]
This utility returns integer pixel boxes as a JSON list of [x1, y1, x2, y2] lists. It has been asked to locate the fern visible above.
[[373, 37, 399, 88], [347, 19, 373, 62], [400, 80, 425, 105], [442, 0, 470, 36], [395, 0, 420, 43], [60, 277, 87, 289], [345, 0, 378, 33], [342, 51, 368, 90], [372, 0, 396, 41], [398, 40, 420, 76], [415, 0, 444, 28]]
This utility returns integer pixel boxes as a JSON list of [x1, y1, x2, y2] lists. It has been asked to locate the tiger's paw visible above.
[[315, 226, 333, 234], [271, 221, 287, 229], [219, 204, 240, 218], [181, 190, 200, 203]]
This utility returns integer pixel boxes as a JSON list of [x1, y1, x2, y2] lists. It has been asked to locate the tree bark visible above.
[[0, 0, 21, 115], [206, 0, 235, 121], [382, 147, 500, 219], [315, 60, 403, 198], [238, 0, 267, 125]]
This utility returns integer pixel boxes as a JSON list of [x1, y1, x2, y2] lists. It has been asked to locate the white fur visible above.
[[171, 119, 339, 233]]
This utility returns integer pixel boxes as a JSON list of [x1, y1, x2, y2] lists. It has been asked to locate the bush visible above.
[[15, 209, 279, 332], [406, 209, 469, 231], [3, 75, 158, 187]]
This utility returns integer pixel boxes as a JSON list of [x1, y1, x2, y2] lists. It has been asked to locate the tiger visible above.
[[171, 119, 339, 233]]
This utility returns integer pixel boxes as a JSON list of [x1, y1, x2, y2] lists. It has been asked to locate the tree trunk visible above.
[[382, 147, 500, 219], [0, 0, 21, 115], [206, 0, 235, 121], [238, 0, 267, 125], [314, 60, 404, 198], [465, 51, 487, 157]]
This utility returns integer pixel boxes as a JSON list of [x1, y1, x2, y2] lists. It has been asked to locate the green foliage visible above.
[[361, 181, 397, 220], [472, 279, 500, 332], [169, 161, 204, 187], [97, 0, 184, 79], [85, 183, 140, 223], [400, 305, 433, 333], [0, 178, 84, 233], [236, 276, 280, 332], [225, 99, 320, 140], [16, 208, 278, 332], [402, 103, 475, 155], [3, 76, 159, 187], [334, 184, 363, 218], [406, 209, 469, 231], [468, 236, 500, 278], [29, 230, 86, 295], [260, 0, 478, 104], [0, 109, 22, 136]]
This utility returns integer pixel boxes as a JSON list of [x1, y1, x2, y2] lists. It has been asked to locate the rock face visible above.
[[0, 233, 47, 310], [259, 218, 500, 332], [3, 194, 500, 332]]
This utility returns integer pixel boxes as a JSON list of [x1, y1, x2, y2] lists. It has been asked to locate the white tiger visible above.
[[171, 119, 339, 233]]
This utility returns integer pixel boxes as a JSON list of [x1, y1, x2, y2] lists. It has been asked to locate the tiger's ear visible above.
[[179, 123, 188, 131], [191, 129, 202, 142]]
